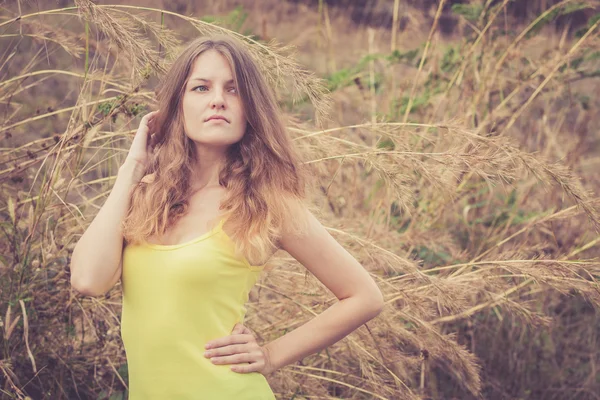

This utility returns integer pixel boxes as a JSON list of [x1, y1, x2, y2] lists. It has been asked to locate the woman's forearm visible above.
[[263, 294, 383, 373], [69, 161, 140, 296]]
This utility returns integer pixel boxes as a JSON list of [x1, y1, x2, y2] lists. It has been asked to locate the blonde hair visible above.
[[122, 34, 313, 265]]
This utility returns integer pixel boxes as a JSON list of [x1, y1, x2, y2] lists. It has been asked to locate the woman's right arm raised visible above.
[[69, 110, 159, 297]]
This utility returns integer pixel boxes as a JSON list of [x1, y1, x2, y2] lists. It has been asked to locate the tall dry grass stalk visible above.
[[1, 0, 599, 399]]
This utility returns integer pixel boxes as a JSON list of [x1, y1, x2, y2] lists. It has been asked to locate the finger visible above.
[[141, 112, 158, 129], [148, 134, 156, 150], [205, 343, 251, 358], [138, 111, 158, 131], [230, 361, 262, 374], [232, 323, 253, 336], [143, 110, 159, 119], [230, 323, 244, 335], [240, 325, 252, 335], [130, 111, 158, 151], [205, 333, 252, 349], [210, 352, 255, 365], [147, 111, 161, 135]]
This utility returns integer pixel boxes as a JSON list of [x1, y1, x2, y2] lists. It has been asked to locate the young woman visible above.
[[70, 34, 384, 399]]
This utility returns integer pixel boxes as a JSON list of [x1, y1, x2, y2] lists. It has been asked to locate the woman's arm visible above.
[[263, 209, 385, 373], [69, 161, 140, 296]]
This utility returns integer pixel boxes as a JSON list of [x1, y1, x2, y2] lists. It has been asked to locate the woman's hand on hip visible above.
[[204, 322, 275, 375]]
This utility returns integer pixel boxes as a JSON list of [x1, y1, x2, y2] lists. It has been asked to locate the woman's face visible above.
[[182, 49, 247, 149]]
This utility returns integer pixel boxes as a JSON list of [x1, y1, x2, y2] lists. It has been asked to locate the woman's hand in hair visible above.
[[121, 110, 159, 183], [204, 322, 276, 376]]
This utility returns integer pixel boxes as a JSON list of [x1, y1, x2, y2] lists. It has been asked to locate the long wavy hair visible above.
[[121, 34, 313, 266]]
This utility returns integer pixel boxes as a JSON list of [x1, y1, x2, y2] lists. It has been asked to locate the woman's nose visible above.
[[210, 90, 226, 109]]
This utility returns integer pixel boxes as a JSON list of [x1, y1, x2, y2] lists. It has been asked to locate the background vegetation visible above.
[[1, 0, 599, 399]]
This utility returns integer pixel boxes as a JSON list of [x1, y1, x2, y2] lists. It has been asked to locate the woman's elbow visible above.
[[371, 294, 385, 316], [363, 289, 385, 318], [71, 278, 104, 297], [70, 270, 106, 297]]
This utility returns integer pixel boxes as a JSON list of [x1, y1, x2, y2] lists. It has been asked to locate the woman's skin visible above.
[[161, 50, 275, 374], [72, 46, 384, 379], [186, 51, 384, 377], [182, 49, 247, 192], [145, 49, 244, 248]]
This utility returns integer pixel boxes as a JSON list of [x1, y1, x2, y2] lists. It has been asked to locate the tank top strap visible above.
[[215, 217, 226, 231]]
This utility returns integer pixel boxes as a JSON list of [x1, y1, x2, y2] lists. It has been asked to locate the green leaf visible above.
[[376, 138, 395, 150], [529, 3, 591, 38], [451, 4, 483, 22], [108, 391, 124, 400], [441, 46, 461, 73], [588, 12, 600, 28], [388, 48, 419, 64]]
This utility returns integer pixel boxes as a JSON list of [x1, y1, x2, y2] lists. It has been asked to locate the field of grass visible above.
[[1, 0, 600, 399]]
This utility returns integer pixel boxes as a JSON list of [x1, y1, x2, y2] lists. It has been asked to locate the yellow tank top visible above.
[[120, 218, 276, 399]]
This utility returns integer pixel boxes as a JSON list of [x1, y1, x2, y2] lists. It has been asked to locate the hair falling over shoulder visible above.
[[121, 34, 313, 266]]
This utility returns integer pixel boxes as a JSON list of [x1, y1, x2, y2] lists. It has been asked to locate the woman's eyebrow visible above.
[[189, 77, 235, 84]]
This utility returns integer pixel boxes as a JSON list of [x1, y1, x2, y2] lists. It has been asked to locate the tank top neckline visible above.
[[142, 217, 225, 251]]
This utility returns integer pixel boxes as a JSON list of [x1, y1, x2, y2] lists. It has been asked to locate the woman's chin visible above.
[[188, 135, 244, 148]]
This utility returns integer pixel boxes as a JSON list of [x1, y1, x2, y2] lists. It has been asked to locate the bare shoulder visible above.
[[278, 206, 323, 251]]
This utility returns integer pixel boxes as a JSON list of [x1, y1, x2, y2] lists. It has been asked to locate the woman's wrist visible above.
[[118, 160, 145, 184]]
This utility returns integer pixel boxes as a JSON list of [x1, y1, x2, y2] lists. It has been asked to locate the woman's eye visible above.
[[192, 86, 236, 93]]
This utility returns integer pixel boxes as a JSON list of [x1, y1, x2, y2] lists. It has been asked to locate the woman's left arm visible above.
[[262, 209, 385, 374]]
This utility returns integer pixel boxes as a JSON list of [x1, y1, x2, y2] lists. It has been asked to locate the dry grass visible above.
[[1, 0, 600, 399]]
